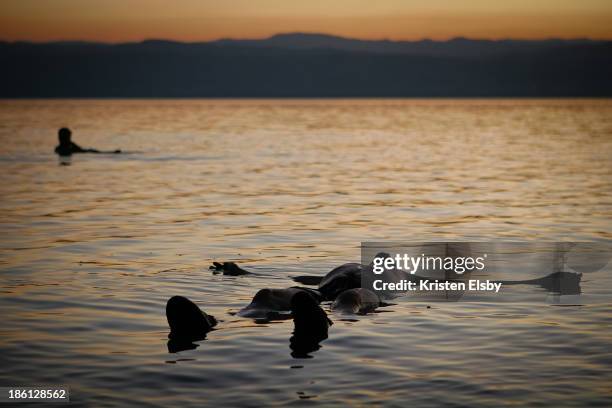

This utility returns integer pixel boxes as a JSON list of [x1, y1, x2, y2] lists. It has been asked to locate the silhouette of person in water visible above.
[[54, 127, 121, 156]]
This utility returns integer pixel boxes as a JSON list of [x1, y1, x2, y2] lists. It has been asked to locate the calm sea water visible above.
[[0, 99, 611, 407]]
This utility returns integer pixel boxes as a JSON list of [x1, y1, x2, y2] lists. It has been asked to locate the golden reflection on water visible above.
[[0, 99, 611, 406]]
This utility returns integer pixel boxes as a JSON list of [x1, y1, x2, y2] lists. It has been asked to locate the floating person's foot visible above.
[[209, 261, 253, 276], [166, 295, 217, 342]]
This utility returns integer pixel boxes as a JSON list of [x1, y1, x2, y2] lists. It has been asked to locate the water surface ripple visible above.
[[0, 99, 611, 406]]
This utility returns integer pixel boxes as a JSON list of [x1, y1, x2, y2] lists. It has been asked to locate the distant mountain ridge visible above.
[[1, 33, 611, 97], [212, 32, 605, 57], [4, 32, 606, 55]]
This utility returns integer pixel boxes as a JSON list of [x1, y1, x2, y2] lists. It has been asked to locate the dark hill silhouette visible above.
[[1, 33, 611, 97], [213, 32, 604, 57]]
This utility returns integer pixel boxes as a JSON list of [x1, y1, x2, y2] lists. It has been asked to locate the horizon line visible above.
[[2, 31, 612, 45]]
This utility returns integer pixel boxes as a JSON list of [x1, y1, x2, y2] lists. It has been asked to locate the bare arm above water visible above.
[[72, 142, 121, 154]]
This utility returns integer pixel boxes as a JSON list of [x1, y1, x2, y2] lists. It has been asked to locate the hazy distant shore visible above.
[[2, 33, 611, 98]]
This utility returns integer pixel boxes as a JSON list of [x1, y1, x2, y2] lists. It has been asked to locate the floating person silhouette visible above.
[[289, 244, 584, 299], [166, 296, 217, 353], [289, 292, 332, 358], [237, 287, 323, 319], [210, 261, 253, 276], [54, 127, 121, 156]]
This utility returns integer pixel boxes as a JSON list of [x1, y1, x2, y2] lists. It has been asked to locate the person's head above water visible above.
[[58, 127, 72, 145]]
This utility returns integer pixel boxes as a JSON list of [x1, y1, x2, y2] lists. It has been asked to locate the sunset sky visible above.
[[2, 0, 612, 42]]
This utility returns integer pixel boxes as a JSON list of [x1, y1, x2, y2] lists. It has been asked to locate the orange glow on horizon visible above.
[[1, 0, 612, 42]]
